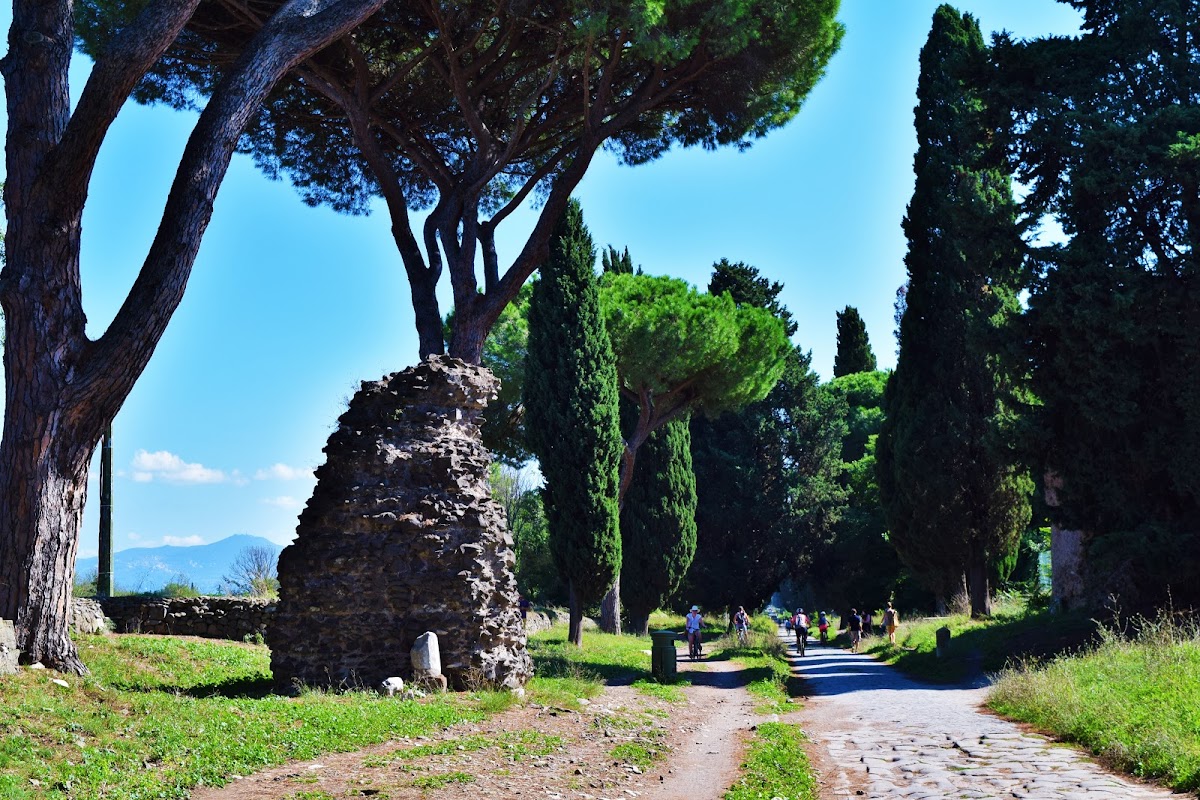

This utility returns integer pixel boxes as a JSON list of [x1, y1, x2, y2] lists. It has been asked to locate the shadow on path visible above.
[[779, 633, 990, 696]]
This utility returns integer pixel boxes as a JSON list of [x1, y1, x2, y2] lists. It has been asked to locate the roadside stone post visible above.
[[935, 625, 951, 658]]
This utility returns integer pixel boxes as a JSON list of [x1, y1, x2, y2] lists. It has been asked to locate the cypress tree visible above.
[[524, 200, 623, 645], [832, 306, 877, 377], [619, 417, 698, 636], [876, 5, 1032, 616]]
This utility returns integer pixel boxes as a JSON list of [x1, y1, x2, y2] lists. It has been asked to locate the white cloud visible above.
[[127, 532, 142, 541], [131, 450, 225, 484], [262, 495, 303, 509], [254, 463, 313, 481], [162, 535, 205, 547]]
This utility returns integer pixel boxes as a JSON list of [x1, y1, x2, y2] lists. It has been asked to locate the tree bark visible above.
[[968, 552, 991, 617], [0, 0, 387, 672], [568, 580, 583, 646], [628, 612, 650, 638], [599, 575, 622, 636]]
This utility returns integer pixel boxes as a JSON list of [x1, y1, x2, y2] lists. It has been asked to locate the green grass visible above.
[[0, 635, 490, 800], [988, 612, 1200, 793], [610, 741, 661, 768], [410, 770, 474, 789], [632, 678, 689, 703], [712, 631, 797, 713], [724, 722, 817, 800], [865, 597, 1097, 683]]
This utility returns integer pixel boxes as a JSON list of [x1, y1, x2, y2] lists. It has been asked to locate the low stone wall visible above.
[[96, 596, 274, 641], [71, 598, 109, 635]]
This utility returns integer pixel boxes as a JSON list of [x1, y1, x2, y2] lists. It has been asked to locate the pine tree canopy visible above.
[[600, 273, 792, 430], [832, 306, 877, 377], [523, 200, 622, 609], [79, 0, 844, 360]]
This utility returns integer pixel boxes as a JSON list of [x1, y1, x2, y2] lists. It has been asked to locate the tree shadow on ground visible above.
[[114, 675, 277, 699]]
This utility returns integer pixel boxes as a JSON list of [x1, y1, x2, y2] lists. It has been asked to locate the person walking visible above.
[[883, 602, 901, 645], [862, 608, 874, 637], [685, 605, 704, 658], [846, 608, 863, 653]]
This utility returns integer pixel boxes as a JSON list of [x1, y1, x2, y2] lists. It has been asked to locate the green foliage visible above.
[[523, 200, 622, 612], [990, 612, 1200, 792], [876, 5, 1033, 614], [156, 575, 201, 599], [620, 417, 698, 635], [724, 723, 818, 800], [600, 273, 792, 421], [996, 0, 1200, 610], [688, 262, 847, 611], [708, 258, 797, 336], [832, 305, 877, 377], [827, 370, 888, 464], [479, 285, 534, 464], [601, 246, 637, 276]]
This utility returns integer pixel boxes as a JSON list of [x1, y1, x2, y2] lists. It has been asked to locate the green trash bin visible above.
[[650, 630, 678, 681]]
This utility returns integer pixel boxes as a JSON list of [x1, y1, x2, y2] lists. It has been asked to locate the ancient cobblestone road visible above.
[[792, 637, 1175, 800]]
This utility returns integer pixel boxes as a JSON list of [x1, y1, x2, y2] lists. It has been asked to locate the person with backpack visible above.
[[791, 608, 810, 656], [883, 602, 900, 645], [846, 608, 863, 653]]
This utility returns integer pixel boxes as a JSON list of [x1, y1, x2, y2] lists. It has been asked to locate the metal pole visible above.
[[98, 425, 114, 598]]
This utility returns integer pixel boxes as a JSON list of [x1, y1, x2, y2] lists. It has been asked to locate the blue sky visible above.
[[0, 1, 1083, 562]]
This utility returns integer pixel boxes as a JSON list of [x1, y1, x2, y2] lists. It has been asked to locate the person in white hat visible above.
[[685, 605, 704, 658]]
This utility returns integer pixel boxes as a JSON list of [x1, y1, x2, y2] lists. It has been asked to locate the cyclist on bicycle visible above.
[[733, 606, 750, 645], [685, 605, 704, 658], [792, 608, 810, 656], [817, 610, 830, 644]]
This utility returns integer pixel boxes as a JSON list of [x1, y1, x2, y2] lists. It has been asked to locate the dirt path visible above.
[[190, 644, 761, 800], [792, 635, 1176, 800]]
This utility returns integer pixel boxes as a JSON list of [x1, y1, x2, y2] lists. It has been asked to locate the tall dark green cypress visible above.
[[832, 306, 877, 377], [619, 417, 698, 636], [876, 5, 1032, 616], [524, 199, 623, 646]]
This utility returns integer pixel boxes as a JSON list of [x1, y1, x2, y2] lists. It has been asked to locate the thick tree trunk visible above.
[[968, 553, 991, 617], [629, 612, 650, 638], [568, 580, 584, 646], [0, 408, 96, 673], [599, 575, 622, 635]]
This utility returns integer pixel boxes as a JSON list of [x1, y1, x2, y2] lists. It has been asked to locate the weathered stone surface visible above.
[[70, 598, 110, 635], [411, 631, 442, 677], [0, 619, 18, 675], [97, 596, 274, 640], [268, 356, 532, 691]]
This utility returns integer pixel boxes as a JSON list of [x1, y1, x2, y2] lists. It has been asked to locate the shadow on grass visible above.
[[869, 609, 1101, 684], [529, 638, 648, 685], [111, 674, 278, 699]]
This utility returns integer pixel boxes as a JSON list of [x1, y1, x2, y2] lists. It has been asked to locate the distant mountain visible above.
[[76, 534, 283, 594]]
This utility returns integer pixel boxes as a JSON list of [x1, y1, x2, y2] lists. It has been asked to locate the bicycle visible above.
[[818, 624, 829, 645], [794, 626, 808, 657], [688, 630, 703, 660], [735, 626, 749, 647]]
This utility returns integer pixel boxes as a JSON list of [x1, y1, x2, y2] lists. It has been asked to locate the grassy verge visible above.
[[0, 636, 489, 800], [988, 612, 1200, 793], [0, 626, 651, 800], [724, 722, 817, 800], [712, 627, 797, 714], [864, 597, 1097, 683]]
